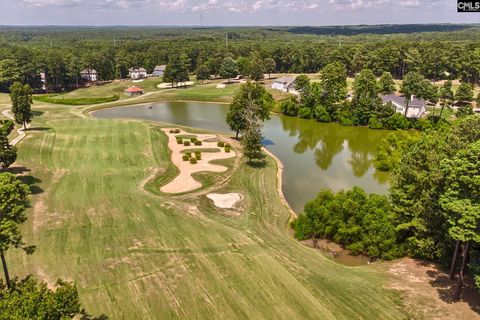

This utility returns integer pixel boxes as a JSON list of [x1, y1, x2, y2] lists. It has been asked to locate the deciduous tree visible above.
[[440, 141, 480, 300], [377, 71, 396, 94], [9, 82, 33, 130], [226, 81, 273, 139], [219, 57, 239, 83]]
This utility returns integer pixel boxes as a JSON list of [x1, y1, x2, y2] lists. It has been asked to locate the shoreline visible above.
[[83, 102, 299, 223], [262, 147, 298, 222]]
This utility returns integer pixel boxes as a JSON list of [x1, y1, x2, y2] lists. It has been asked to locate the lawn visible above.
[[34, 78, 163, 104], [8, 104, 408, 319]]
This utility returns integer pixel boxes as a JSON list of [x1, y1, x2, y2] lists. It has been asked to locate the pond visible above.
[[93, 101, 389, 213]]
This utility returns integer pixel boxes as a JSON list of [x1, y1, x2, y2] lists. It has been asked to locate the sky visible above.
[[0, 0, 478, 26]]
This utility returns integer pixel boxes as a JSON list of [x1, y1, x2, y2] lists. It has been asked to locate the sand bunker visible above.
[[157, 81, 194, 89], [160, 128, 236, 193], [207, 193, 242, 209]]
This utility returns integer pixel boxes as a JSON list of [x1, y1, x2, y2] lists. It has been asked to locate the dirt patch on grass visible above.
[[386, 258, 480, 319]]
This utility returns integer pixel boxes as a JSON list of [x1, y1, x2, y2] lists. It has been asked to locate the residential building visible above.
[[381, 94, 426, 119], [129, 67, 147, 79], [271, 76, 295, 92], [153, 65, 166, 77], [80, 69, 98, 82]]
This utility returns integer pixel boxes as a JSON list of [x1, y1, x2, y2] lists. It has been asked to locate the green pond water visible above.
[[93, 101, 389, 213]]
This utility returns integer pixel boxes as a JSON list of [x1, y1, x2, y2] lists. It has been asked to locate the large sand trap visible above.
[[161, 128, 236, 193], [157, 81, 194, 89], [207, 193, 242, 209]]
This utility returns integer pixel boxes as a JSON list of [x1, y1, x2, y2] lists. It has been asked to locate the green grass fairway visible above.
[[8, 106, 408, 319]]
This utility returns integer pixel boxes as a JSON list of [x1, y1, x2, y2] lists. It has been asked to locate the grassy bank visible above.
[[8, 104, 408, 319], [33, 94, 119, 105]]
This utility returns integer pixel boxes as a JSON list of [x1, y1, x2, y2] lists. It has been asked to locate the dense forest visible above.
[[1, 25, 480, 93]]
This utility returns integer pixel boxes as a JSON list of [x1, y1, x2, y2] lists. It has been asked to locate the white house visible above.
[[271, 76, 295, 92], [381, 94, 426, 119], [80, 69, 98, 82], [128, 67, 148, 80], [153, 65, 166, 77], [40, 72, 46, 91]]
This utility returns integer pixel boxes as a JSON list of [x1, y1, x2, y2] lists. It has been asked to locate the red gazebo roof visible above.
[[125, 86, 143, 93]]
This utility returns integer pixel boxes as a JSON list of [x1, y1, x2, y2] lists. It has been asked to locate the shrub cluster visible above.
[[217, 141, 225, 147], [194, 140, 202, 146], [293, 187, 402, 260], [0, 120, 14, 135], [183, 141, 191, 146], [190, 157, 197, 164], [225, 145, 231, 153], [182, 154, 190, 161], [169, 128, 181, 134]]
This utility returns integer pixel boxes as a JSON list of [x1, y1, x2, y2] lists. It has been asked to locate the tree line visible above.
[[1, 27, 480, 92]]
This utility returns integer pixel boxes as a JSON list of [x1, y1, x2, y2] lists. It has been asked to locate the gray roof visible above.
[[154, 65, 166, 71], [381, 94, 426, 108], [80, 69, 97, 74], [274, 76, 295, 88], [129, 67, 147, 72]]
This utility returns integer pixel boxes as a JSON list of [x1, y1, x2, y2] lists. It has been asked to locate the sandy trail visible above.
[[161, 128, 236, 194], [2, 109, 31, 146]]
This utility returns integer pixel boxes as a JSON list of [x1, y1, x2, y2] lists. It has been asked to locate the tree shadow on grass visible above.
[[31, 111, 44, 117], [27, 126, 51, 132], [427, 268, 480, 314], [17, 174, 43, 195], [246, 159, 267, 168], [80, 312, 109, 320]]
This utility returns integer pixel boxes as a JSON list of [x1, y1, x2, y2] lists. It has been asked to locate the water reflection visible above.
[[93, 102, 389, 212], [279, 116, 381, 178]]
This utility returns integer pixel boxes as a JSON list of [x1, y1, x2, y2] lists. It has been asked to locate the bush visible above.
[[314, 106, 331, 123], [176, 138, 183, 144], [339, 116, 354, 126], [293, 187, 403, 260], [368, 116, 383, 129], [183, 141, 191, 146], [196, 153, 202, 160], [182, 154, 190, 161], [185, 151, 192, 157], [225, 146, 231, 153], [280, 98, 300, 116], [217, 141, 225, 147], [194, 140, 202, 146], [190, 157, 197, 164], [174, 129, 180, 133], [190, 137, 197, 142], [384, 113, 410, 130], [298, 107, 312, 119], [194, 151, 201, 156], [169, 129, 174, 133], [0, 120, 14, 135]]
